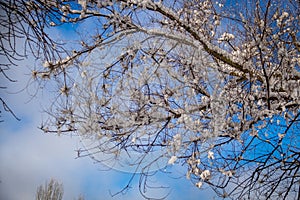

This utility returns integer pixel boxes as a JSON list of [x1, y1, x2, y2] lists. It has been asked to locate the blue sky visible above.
[[0, 16, 220, 200]]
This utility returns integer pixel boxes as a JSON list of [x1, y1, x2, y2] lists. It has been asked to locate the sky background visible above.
[[0, 16, 220, 200]]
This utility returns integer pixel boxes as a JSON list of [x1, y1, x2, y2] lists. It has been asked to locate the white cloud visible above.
[[0, 120, 81, 199]]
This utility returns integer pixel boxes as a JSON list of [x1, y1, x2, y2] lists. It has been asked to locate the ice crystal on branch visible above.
[[218, 32, 235, 42], [200, 170, 211, 181], [196, 181, 203, 188], [207, 151, 214, 159], [168, 156, 177, 165]]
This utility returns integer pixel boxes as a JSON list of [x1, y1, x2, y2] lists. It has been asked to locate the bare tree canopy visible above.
[[35, 179, 64, 200], [35, 178, 85, 200], [1, 0, 300, 199]]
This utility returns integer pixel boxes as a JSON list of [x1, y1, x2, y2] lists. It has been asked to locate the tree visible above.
[[35, 179, 64, 200], [35, 178, 85, 200], [2, 0, 300, 199]]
